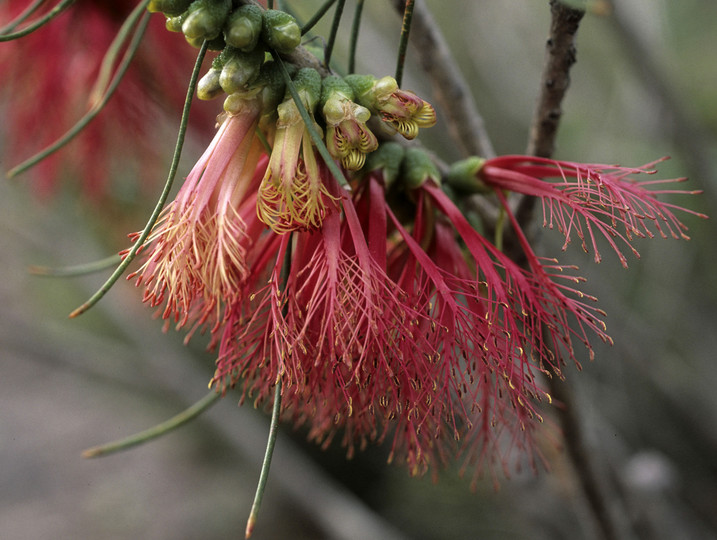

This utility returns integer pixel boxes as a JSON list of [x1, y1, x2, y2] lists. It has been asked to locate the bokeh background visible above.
[[2, 1, 716, 538]]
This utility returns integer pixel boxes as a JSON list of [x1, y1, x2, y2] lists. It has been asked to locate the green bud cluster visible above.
[[152, 2, 301, 54]]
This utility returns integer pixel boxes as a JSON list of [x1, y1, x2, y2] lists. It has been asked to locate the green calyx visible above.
[[148, 0, 193, 16], [182, 0, 232, 42], [403, 147, 440, 189], [289, 67, 322, 112], [343, 74, 377, 107], [446, 157, 490, 193], [224, 4, 263, 51], [262, 10, 301, 54], [197, 68, 223, 100], [365, 142, 405, 189], [218, 46, 265, 94]]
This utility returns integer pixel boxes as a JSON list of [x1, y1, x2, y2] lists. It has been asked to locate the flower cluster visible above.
[[3, 1, 702, 485]]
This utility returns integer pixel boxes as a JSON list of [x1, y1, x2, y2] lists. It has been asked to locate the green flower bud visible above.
[[446, 157, 490, 193], [365, 142, 405, 189], [197, 68, 223, 100], [290, 67, 322, 112], [182, 0, 231, 42], [219, 47, 265, 94], [224, 4, 263, 51], [403, 147, 440, 189], [343, 74, 376, 103], [148, 0, 193, 16], [165, 14, 186, 33], [261, 10, 301, 54], [320, 75, 355, 109]]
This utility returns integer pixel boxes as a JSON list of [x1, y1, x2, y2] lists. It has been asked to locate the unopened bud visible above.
[[446, 157, 490, 193], [147, 0, 192, 16], [197, 68, 223, 100], [224, 4, 263, 51], [219, 47, 265, 94], [403, 148, 440, 189], [365, 142, 405, 189], [182, 0, 231, 42], [261, 10, 301, 54]]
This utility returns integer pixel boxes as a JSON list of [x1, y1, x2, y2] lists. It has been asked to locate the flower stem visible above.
[[301, 0, 337, 35], [68, 40, 209, 319], [245, 236, 294, 539], [81, 391, 220, 459], [395, 0, 415, 86], [348, 0, 365, 73], [0, 0, 46, 34], [7, 0, 151, 178], [0, 0, 76, 41], [323, 0, 346, 69], [28, 254, 121, 278]]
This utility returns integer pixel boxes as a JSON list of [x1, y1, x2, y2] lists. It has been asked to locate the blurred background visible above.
[[1, 1, 716, 538]]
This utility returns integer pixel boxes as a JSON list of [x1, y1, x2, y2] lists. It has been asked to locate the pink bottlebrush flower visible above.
[[0, 0, 214, 200], [214, 171, 450, 475], [354, 147, 618, 478], [469, 155, 705, 266], [129, 101, 271, 335]]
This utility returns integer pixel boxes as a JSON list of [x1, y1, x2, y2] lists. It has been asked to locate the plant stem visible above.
[[394, 0, 415, 86], [301, 0, 337, 35], [69, 40, 208, 318], [82, 391, 220, 458], [348, 0, 365, 73], [323, 0, 346, 69], [0, 0, 76, 41]]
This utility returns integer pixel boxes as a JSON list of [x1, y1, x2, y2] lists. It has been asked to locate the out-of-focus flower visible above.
[[0, 0, 213, 200]]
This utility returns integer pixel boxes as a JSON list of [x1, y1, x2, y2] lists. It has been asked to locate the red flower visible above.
[[0, 0, 213, 200], [474, 155, 703, 266]]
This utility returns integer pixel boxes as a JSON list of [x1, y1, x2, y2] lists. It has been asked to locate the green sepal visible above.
[[224, 4, 263, 51], [320, 75, 354, 108], [446, 157, 490, 194], [261, 9, 301, 54], [344, 74, 377, 106], [403, 147, 440, 189], [165, 14, 185, 32], [289, 67, 322, 112], [219, 46, 265, 94], [182, 0, 231, 41], [197, 68, 223, 100], [364, 142, 405, 189], [148, 0, 192, 16]]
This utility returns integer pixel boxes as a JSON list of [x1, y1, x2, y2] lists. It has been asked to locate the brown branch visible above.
[[389, 0, 496, 159], [525, 0, 584, 158]]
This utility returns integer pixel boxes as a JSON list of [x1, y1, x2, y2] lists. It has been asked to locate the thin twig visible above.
[[348, 0, 365, 73], [388, 0, 495, 159], [394, 0, 415, 86]]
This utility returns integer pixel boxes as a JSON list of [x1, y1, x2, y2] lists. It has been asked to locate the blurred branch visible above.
[[604, 0, 717, 207], [388, 0, 496, 159]]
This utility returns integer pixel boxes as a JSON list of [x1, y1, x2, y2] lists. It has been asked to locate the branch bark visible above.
[[389, 0, 496, 159]]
